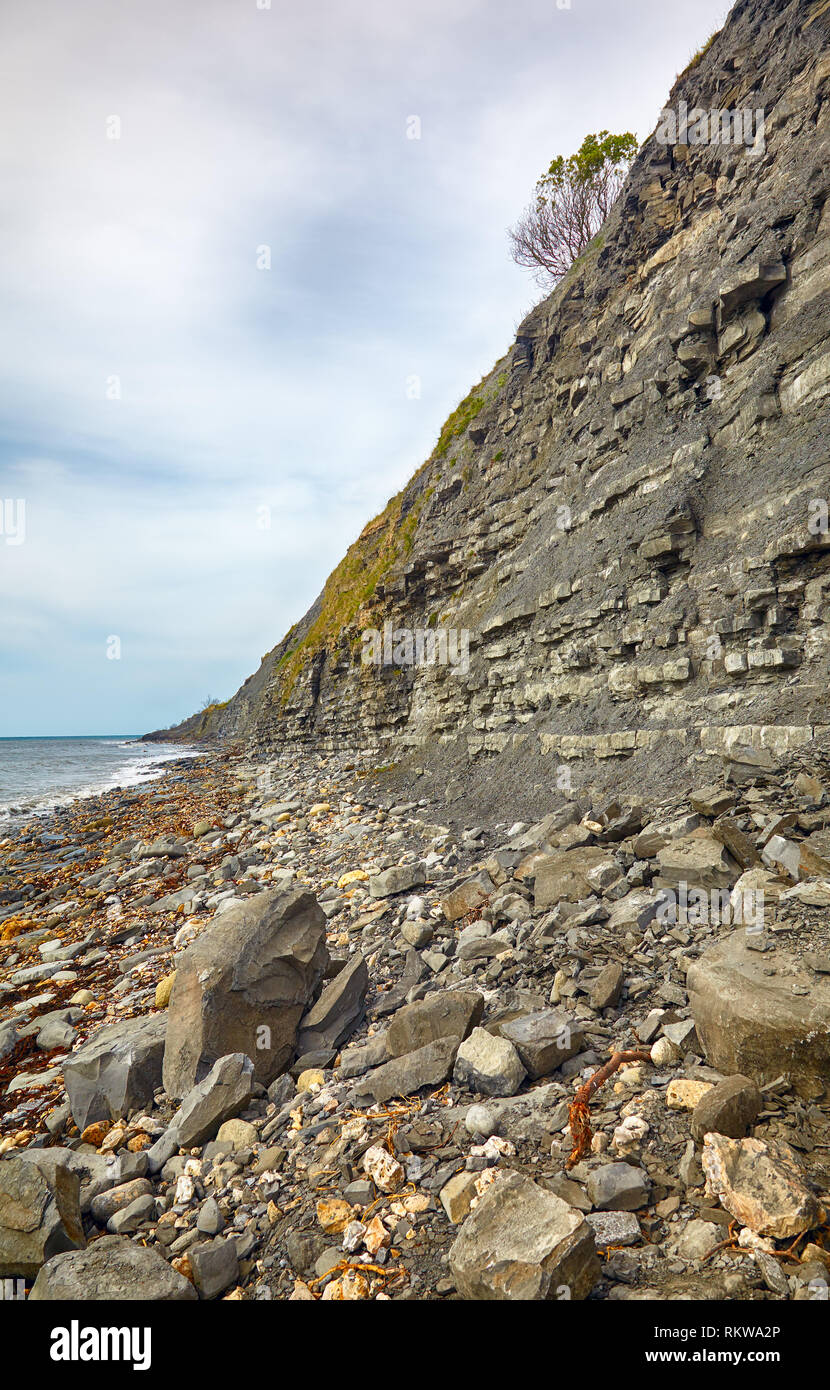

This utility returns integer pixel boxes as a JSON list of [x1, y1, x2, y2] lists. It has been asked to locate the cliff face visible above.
[[148, 0, 830, 808]]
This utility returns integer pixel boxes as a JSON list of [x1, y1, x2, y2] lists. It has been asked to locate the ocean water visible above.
[[0, 736, 203, 825]]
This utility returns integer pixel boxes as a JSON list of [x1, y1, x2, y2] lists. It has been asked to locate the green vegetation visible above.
[[679, 26, 721, 79], [275, 480, 429, 704], [509, 131, 637, 284], [434, 386, 485, 457], [267, 350, 513, 706]]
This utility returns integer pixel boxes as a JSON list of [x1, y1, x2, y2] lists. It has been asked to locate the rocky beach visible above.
[[3, 739, 830, 1303], [3, 0, 830, 1340]]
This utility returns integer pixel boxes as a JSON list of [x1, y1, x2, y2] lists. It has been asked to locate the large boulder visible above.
[[385, 990, 484, 1058], [449, 1171, 599, 1300], [163, 887, 328, 1097], [169, 1053, 255, 1148], [655, 834, 739, 890], [0, 1157, 85, 1278], [499, 1009, 583, 1080], [11, 1147, 120, 1216], [687, 929, 830, 1096], [702, 1135, 820, 1239], [533, 848, 619, 910], [453, 1027, 526, 1097], [62, 1013, 167, 1130], [296, 953, 368, 1055], [29, 1234, 197, 1300]]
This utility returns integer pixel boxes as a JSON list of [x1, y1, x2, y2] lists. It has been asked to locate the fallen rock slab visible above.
[[703, 1134, 817, 1245], [702, 1134, 820, 1239], [369, 864, 425, 899], [691, 1075, 762, 1143], [29, 1234, 197, 1300], [170, 1053, 255, 1148], [352, 1036, 459, 1104], [296, 952, 368, 1054], [499, 1009, 583, 1079], [163, 887, 328, 1097], [385, 989, 484, 1058], [62, 1013, 167, 1131], [533, 849, 620, 910], [0, 1157, 85, 1279], [687, 928, 830, 1095], [656, 834, 739, 889], [449, 1171, 599, 1300], [587, 1163, 650, 1212], [453, 1027, 526, 1097]]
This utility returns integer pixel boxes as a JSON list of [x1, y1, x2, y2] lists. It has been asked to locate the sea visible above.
[[0, 736, 204, 828]]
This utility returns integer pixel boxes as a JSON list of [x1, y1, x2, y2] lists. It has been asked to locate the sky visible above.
[[0, 0, 730, 736]]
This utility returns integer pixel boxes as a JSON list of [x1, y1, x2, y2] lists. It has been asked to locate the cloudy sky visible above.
[[0, 0, 728, 736]]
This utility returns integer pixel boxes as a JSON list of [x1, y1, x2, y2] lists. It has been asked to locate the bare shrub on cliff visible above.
[[509, 130, 638, 285]]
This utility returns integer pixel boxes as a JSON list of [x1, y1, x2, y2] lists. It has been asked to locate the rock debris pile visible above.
[[2, 742, 830, 1301]]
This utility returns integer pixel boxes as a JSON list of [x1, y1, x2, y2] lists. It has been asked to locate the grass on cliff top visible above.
[[678, 25, 721, 80]]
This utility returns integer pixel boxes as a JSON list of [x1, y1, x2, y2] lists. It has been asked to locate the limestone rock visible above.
[[369, 864, 425, 899], [453, 1027, 526, 1097], [687, 929, 830, 1095], [587, 1163, 650, 1212], [656, 834, 739, 889], [352, 1036, 459, 1104], [449, 1171, 600, 1300], [385, 989, 484, 1058], [169, 1053, 255, 1148], [63, 1013, 167, 1130], [162, 887, 328, 1097], [296, 951, 368, 1054], [189, 1237, 239, 1299], [499, 1008, 583, 1079], [30, 1234, 197, 1300], [442, 878, 491, 922], [691, 1075, 762, 1143], [702, 1134, 820, 1239], [0, 1157, 85, 1279], [589, 962, 625, 1010], [533, 849, 620, 910]]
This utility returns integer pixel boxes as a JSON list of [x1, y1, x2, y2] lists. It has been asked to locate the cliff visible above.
[[146, 0, 830, 815]]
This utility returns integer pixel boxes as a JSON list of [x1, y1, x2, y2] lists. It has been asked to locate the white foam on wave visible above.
[[0, 744, 206, 822]]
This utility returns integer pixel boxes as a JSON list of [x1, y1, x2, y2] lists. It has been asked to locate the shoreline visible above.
[[1, 741, 830, 1303], [0, 750, 234, 1138], [0, 739, 207, 829]]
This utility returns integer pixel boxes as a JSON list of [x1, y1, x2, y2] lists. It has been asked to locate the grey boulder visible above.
[[29, 1234, 197, 1300], [163, 887, 328, 1097], [369, 864, 425, 899], [62, 1013, 167, 1130], [500, 1009, 583, 1080], [453, 1027, 526, 1097], [386, 990, 484, 1058], [352, 1036, 459, 1105], [296, 952, 368, 1054], [0, 1157, 85, 1279], [449, 1171, 599, 1300], [169, 1052, 255, 1148]]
